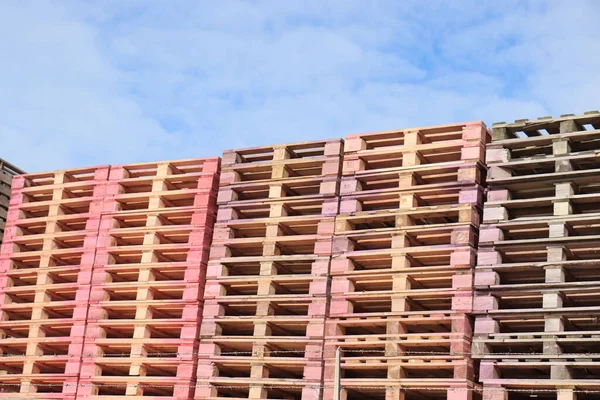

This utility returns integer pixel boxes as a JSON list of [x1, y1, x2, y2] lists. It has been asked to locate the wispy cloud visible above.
[[1, 0, 597, 171]]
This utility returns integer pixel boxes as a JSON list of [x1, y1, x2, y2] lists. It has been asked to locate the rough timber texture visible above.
[[0, 165, 110, 399], [0, 158, 25, 245], [325, 121, 489, 400], [77, 158, 220, 400], [474, 111, 600, 399], [196, 139, 343, 400], [0, 159, 220, 400]]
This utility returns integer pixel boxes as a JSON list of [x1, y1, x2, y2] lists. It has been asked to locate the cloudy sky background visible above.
[[2, 1, 599, 172]]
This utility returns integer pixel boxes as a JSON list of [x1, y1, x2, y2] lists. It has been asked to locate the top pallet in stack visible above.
[[326, 122, 489, 400], [196, 139, 343, 400], [0, 158, 25, 244], [76, 158, 220, 400], [473, 111, 600, 400], [0, 166, 110, 399]]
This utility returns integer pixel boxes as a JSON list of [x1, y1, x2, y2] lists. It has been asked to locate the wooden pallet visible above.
[[340, 162, 484, 198], [479, 214, 600, 246], [201, 295, 328, 332], [204, 274, 329, 300], [221, 155, 341, 186], [333, 224, 478, 256], [473, 327, 600, 358], [323, 362, 475, 400], [200, 314, 326, 341], [0, 158, 25, 244], [339, 184, 484, 215], [476, 110, 600, 400], [336, 203, 481, 235], [222, 139, 343, 166], [194, 377, 323, 400], [213, 215, 335, 242], [325, 381, 479, 400], [0, 375, 79, 398], [217, 197, 340, 222], [77, 369, 197, 398], [343, 122, 488, 176], [207, 255, 330, 280], [10, 165, 109, 191], [197, 314, 327, 399], [480, 359, 600, 387], [4, 166, 110, 252], [217, 176, 340, 205], [325, 313, 472, 357], [196, 358, 323, 391], [480, 384, 590, 400], [330, 267, 473, 311], [108, 158, 219, 180], [492, 111, 600, 140], [210, 234, 334, 260], [345, 121, 489, 152]]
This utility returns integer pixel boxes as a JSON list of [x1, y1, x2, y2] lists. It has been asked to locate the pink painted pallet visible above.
[[329, 270, 473, 317], [219, 141, 341, 216], [8, 166, 111, 217], [325, 312, 472, 352], [213, 215, 335, 241], [0, 224, 98, 397], [209, 232, 335, 261], [217, 175, 340, 206], [104, 159, 220, 214], [206, 254, 330, 280], [332, 224, 478, 260], [221, 138, 343, 167], [221, 143, 342, 184], [107, 158, 219, 187], [324, 381, 480, 400], [343, 121, 489, 176], [76, 362, 198, 399], [195, 359, 324, 400], [95, 222, 215, 255], [198, 259, 329, 399], [323, 358, 474, 393], [3, 166, 112, 245], [197, 304, 327, 399], [79, 298, 202, 398], [98, 207, 217, 234], [339, 184, 484, 217], [209, 214, 336, 264], [336, 203, 481, 235], [216, 196, 340, 224], [0, 376, 79, 399], [339, 161, 485, 201]]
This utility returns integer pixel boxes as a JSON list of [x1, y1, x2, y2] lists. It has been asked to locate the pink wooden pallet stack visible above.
[[195, 140, 344, 400]]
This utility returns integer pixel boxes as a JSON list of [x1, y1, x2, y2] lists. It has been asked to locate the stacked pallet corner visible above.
[[0, 158, 25, 244], [326, 122, 490, 400], [0, 166, 110, 398], [196, 139, 344, 399], [76, 158, 220, 400], [473, 111, 600, 400]]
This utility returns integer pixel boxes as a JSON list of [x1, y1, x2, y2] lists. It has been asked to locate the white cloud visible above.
[[1, 0, 598, 172]]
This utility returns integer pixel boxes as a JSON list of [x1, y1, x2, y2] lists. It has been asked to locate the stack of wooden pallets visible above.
[[324, 122, 490, 400], [76, 158, 220, 399], [195, 140, 343, 400], [0, 158, 25, 244], [5, 110, 600, 400], [0, 166, 110, 399], [473, 111, 600, 400]]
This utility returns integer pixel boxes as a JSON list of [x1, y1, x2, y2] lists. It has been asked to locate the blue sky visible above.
[[2, 1, 599, 172]]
